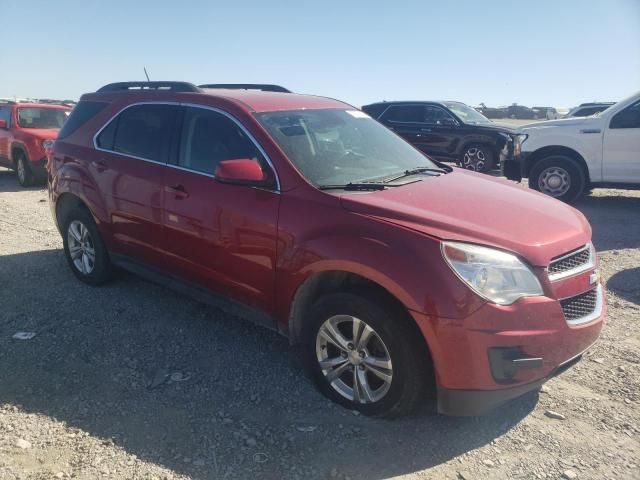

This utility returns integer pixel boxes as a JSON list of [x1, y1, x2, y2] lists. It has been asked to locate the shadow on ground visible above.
[[606, 267, 640, 306], [0, 168, 45, 193], [0, 249, 536, 479]]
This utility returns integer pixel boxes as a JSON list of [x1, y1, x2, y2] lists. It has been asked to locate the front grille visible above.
[[548, 244, 593, 280], [560, 288, 598, 322]]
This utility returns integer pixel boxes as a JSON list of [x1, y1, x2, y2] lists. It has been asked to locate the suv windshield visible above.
[[442, 102, 490, 124], [256, 109, 438, 187], [17, 107, 70, 129]]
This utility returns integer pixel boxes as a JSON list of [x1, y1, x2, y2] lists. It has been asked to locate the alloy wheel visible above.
[[462, 147, 486, 172], [17, 158, 26, 184], [315, 315, 393, 404], [67, 220, 96, 275], [538, 166, 571, 197]]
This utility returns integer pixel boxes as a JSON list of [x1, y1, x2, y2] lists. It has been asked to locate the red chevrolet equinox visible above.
[[48, 82, 605, 417]]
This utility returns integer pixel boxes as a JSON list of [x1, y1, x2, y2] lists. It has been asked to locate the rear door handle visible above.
[[165, 184, 189, 200], [91, 160, 108, 172]]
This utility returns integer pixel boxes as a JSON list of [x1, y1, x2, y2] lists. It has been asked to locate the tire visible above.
[[15, 152, 34, 187], [528, 155, 586, 203], [61, 207, 112, 286], [301, 292, 432, 417], [460, 144, 495, 173]]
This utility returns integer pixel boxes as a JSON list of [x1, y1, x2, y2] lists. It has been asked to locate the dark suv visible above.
[[361, 101, 523, 173], [48, 82, 603, 417]]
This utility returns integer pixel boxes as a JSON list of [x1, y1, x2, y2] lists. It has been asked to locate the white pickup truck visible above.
[[503, 91, 640, 202]]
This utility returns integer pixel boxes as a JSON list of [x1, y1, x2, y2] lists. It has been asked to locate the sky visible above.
[[1, 0, 639, 108]]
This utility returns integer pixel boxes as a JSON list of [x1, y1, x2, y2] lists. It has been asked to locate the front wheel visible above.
[[460, 144, 495, 173], [302, 292, 432, 417], [528, 155, 586, 203], [15, 153, 34, 187]]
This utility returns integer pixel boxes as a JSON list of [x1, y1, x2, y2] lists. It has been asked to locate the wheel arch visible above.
[[10, 142, 28, 164], [524, 146, 590, 182]]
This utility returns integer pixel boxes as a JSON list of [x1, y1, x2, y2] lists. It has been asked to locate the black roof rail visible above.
[[97, 81, 202, 93], [199, 84, 291, 93]]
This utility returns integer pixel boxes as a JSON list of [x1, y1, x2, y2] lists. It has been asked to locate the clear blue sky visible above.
[[2, 0, 639, 108]]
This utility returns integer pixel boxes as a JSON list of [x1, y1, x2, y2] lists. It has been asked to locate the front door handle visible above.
[[420, 128, 432, 132], [165, 184, 189, 200]]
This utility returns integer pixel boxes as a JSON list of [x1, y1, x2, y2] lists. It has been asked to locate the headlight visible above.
[[513, 134, 528, 156], [42, 139, 54, 149], [442, 241, 543, 305]]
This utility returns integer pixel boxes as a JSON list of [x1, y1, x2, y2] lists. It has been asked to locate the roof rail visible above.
[[199, 84, 291, 93], [97, 81, 202, 93]]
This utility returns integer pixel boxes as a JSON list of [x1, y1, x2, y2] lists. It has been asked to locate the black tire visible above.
[[528, 155, 586, 203], [61, 207, 112, 286], [460, 144, 495, 173], [301, 292, 432, 417], [15, 152, 34, 187]]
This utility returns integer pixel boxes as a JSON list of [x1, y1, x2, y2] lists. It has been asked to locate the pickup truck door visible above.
[[602, 100, 640, 183], [0, 106, 12, 166]]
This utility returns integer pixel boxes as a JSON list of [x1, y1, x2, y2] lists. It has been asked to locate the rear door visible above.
[[378, 104, 426, 149], [94, 102, 180, 266], [602, 100, 640, 183], [161, 105, 280, 313], [419, 105, 460, 159]]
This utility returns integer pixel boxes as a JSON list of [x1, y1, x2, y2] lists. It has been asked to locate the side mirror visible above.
[[214, 158, 269, 186], [0, 119, 7, 129]]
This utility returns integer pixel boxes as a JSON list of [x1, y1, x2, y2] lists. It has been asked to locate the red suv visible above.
[[48, 82, 605, 417], [0, 101, 72, 186]]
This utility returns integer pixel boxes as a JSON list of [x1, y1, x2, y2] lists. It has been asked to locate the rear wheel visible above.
[[15, 153, 33, 187], [62, 207, 112, 285], [528, 155, 586, 203], [302, 292, 431, 417], [460, 144, 495, 173]]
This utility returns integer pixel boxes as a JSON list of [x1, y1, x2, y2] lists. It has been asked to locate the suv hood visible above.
[[518, 116, 599, 131], [340, 170, 591, 267], [20, 128, 60, 140]]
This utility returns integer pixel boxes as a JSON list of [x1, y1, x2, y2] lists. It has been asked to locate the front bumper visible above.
[[29, 157, 48, 181], [502, 151, 529, 182], [411, 276, 605, 415]]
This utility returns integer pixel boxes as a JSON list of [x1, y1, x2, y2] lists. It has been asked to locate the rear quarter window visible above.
[[57, 101, 108, 139]]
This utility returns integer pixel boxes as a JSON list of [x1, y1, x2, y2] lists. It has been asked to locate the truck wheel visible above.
[[529, 155, 586, 203], [62, 207, 112, 286], [460, 144, 495, 173], [302, 292, 431, 417], [15, 153, 34, 187]]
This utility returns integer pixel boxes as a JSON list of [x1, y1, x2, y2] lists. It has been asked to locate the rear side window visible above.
[[97, 104, 180, 162], [58, 101, 107, 139], [178, 107, 265, 174], [380, 105, 425, 123]]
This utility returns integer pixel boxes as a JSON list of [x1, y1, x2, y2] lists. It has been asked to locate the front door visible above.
[[0, 106, 12, 166], [603, 100, 640, 183], [162, 106, 280, 313]]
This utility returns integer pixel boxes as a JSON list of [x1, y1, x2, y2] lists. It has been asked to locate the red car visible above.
[[48, 82, 604, 417], [0, 100, 72, 186]]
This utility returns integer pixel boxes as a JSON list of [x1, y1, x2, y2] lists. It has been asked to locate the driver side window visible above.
[[610, 101, 640, 129], [424, 106, 455, 125]]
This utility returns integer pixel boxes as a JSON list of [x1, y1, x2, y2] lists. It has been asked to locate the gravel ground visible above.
[[0, 166, 638, 480]]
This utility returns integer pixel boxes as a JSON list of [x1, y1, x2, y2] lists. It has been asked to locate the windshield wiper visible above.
[[318, 182, 388, 191], [384, 166, 451, 183]]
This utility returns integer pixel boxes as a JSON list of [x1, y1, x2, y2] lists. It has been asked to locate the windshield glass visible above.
[[17, 107, 70, 129], [442, 102, 490, 124], [256, 109, 438, 186]]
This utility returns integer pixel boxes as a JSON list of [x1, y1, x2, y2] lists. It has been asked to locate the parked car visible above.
[[0, 100, 72, 186], [503, 91, 640, 202], [564, 102, 615, 118], [361, 101, 522, 172], [476, 103, 507, 119], [533, 107, 560, 120], [505, 104, 539, 119], [49, 81, 604, 417]]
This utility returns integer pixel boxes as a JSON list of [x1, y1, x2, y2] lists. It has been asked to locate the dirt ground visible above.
[[0, 166, 638, 480]]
